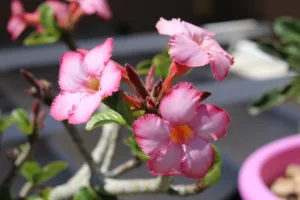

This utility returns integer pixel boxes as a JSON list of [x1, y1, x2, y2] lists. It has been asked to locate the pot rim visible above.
[[238, 134, 300, 200]]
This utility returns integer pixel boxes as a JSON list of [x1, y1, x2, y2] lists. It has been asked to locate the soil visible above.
[[271, 164, 300, 200]]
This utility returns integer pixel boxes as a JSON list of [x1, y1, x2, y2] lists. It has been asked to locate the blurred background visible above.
[[1, 0, 300, 199]]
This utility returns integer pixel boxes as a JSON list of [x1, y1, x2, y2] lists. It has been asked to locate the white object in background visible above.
[[230, 40, 293, 80]]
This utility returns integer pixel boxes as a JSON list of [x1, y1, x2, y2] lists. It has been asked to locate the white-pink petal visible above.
[[50, 92, 82, 121], [156, 17, 188, 36], [189, 104, 230, 141], [95, 0, 112, 20], [181, 137, 215, 179], [84, 38, 113, 76], [133, 114, 171, 155], [59, 52, 87, 92], [208, 50, 232, 82], [68, 92, 103, 124], [169, 34, 210, 67], [11, 0, 24, 15], [147, 143, 182, 175], [46, 0, 69, 23], [160, 82, 200, 126], [100, 60, 121, 97], [7, 16, 26, 40]]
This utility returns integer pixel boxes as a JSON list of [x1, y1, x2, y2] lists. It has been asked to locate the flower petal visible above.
[[156, 17, 188, 36], [208, 50, 233, 81], [183, 21, 215, 38], [147, 143, 182, 175], [96, 0, 112, 20], [181, 137, 215, 179], [50, 92, 82, 121], [133, 114, 171, 155], [78, 0, 96, 14], [59, 52, 87, 92], [84, 38, 113, 76], [7, 16, 26, 40], [169, 34, 210, 67], [100, 60, 121, 97], [160, 82, 200, 126], [189, 104, 230, 141], [11, 0, 24, 15], [68, 92, 103, 124], [46, 1, 69, 23]]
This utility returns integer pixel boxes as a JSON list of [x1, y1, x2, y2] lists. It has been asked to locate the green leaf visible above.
[[103, 91, 134, 126], [10, 108, 33, 134], [35, 161, 68, 185], [0, 187, 11, 200], [288, 55, 300, 72], [132, 110, 145, 119], [249, 76, 300, 115], [21, 161, 42, 183], [202, 145, 222, 187], [152, 53, 172, 78], [74, 187, 99, 200], [0, 112, 12, 133], [39, 187, 52, 200], [26, 196, 43, 200], [136, 60, 152, 75], [24, 31, 61, 46], [86, 109, 127, 130], [257, 39, 286, 59], [39, 4, 57, 31], [124, 134, 150, 162], [274, 16, 300, 44]]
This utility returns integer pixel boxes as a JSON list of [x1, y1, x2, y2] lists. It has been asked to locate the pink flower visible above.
[[7, 0, 69, 40], [50, 38, 121, 124], [156, 18, 234, 81], [7, 0, 26, 40], [76, 0, 112, 20], [133, 82, 230, 178]]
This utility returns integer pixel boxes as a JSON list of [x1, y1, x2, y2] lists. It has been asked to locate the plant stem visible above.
[[19, 182, 34, 198], [62, 121, 105, 187], [61, 30, 78, 51]]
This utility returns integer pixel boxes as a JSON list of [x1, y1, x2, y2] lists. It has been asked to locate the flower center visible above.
[[170, 125, 193, 144], [86, 77, 100, 91]]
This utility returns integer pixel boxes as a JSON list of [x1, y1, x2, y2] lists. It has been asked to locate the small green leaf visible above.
[[10, 108, 33, 134], [124, 134, 149, 162], [24, 31, 61, 46], [249, 76, 300, 115], [152, 53, 172, 78], [26, 196, 43, 200], [0, 112, 12, 132], [288, 55, 300, 72], [35, 161, 68, 185], [274, 16, 300, 44], [74, 187, 99, 200], [202, 145, 222, 187], [39, 187, 52, 200], [257, 39, 286, 59], [39, 4, 57, 31], [103, 91, 134, 126], [132, 110, 145, 119], [86, 109, 127, 131], [21, 161, 42, 183], [136, 60, 152, 75]]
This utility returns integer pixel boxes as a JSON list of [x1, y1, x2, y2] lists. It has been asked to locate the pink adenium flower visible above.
[[7, 0, 69, 40], [133, 82, 230, 178], [50, 38, 121, 124], [156, 18, 234, 81], [75, 0, 112, 20]]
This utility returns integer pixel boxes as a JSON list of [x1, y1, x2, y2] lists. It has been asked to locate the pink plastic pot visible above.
[[238, 134, 300, 200]]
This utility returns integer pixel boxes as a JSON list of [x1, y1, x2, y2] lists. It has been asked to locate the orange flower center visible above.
[[86, 77, 100, 91], [170, 125, 193, 144]]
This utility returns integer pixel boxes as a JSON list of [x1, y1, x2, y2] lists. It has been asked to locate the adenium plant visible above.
[[0, 1, 235, 199]]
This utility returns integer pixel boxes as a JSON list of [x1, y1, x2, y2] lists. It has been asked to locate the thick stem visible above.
[[19, 182, 34, 198], [62, 120, 104, 187], [61, 30, 78, 51], [105, 157, 141, 178]]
